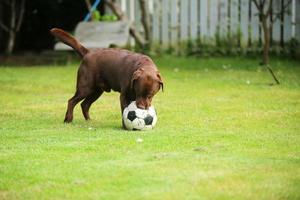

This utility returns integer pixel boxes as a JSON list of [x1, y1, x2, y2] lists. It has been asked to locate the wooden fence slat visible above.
[[124, 0, 135, 45], [125, 0, 129, 18], [162, 0, 169, 45], [240, 0, 249, 46], [230, 0, 239, 43], [180, 0, 189, 40], [152, 0, 160, 42], [272, 0, 281, 42], [148, 0, 154, 14], [284, 1, 293, 42], [291, 0, 296, 38], [251, 1, 260, 44], [190, 0, 198, 39], [117, 0, 297, 48], [120, 0, 126, 12], [125, 0, 134, 21], [170, 0, 179, 44], [134, 0, 142, 32], [219, 0, 228, 38], [200, 0, 208, 38], [210, 0, 218, 38], [296, 0, 300, 40]]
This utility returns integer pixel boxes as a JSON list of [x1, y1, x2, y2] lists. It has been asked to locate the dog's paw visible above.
[[64, 117, 73, 123]]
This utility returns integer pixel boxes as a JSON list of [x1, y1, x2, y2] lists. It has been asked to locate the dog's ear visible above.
[[156, 72, 164, 92], [131, 68, 144, 89]]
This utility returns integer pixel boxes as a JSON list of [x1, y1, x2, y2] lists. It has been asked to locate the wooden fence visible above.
[[114, 0, 300, 48]]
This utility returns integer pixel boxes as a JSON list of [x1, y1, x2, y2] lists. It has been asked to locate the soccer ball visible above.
[[123, 101, 157, 131]]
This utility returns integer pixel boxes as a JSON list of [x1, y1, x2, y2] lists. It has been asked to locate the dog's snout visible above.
[[136, 100, 150, 110], [137, 104, 146, 109]]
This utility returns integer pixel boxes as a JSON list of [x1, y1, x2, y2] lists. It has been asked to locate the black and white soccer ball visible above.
[[122, 101, 157, 131]]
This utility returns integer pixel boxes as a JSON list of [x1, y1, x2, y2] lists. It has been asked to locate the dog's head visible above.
[[131, 68, 163, 109]]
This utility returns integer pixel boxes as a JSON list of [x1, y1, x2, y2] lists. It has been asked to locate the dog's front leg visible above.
[[120, 93, 131, 129]]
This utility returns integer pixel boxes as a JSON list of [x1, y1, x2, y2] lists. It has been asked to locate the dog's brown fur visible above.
[[50, 28, 163, 127]]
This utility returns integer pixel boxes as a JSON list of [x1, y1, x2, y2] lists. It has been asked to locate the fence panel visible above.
[[209, 0, 218, 39], [162, 0, 170, 45], [152, 0, 160, 42], [284, 1, 293, 42], [230, 0, 239, 42], [190, 0, 198, 39], [180, 0, 189, 40], [200, 0, 208, 38], [240, 0, 249, 46], [272, 0, 281, 42], [170, 0, 179, 45], [251, 1, 260, 45], [296, 0, 300, 40], [219, 0, 228, 39], [113, 0, 298, 48]]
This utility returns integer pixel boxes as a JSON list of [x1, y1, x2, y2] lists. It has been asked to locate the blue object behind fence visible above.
[[84, 0, 102, 22]]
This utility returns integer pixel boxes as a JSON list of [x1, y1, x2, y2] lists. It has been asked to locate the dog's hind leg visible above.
[[64, 65, 94, 123], [64, 89, 92, 123], [81, 89, 103, 120]]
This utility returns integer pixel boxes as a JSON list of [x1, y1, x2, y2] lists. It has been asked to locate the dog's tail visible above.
[[50, 28, 89, 57]]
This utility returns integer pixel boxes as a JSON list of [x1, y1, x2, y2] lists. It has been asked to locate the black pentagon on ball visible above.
[[127, 111, 137, 121], [144, 114, 154, 125]]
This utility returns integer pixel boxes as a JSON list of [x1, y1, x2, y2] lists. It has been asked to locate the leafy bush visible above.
[[91, 10, 118, 22]]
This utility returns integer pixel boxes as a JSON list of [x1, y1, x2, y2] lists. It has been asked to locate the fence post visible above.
[[240, 0, 249, 47], [296, 0, 300, 40], [200, 0, 208, 40], [170, 0, 179, 47], [180, 0, 189, 41], [190, 0, 198, 40], [162, 0, 170, 46]]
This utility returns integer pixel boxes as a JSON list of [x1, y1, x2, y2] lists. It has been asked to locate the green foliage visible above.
[[288, 38, 300, 59], [158, 36, 300, 59], [0, 57, 300, 199], [91, 10, 101, 21], [100, 14, 118, 21], [90, 10, 118, 22]]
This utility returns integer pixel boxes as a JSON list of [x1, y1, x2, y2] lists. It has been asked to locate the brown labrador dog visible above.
[[50, 28, 163, 127]]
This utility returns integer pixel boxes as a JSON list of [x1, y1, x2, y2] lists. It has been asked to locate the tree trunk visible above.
[[84, 0, 97, 21], [261, 16, 270, 65], [139, 0, 151, 48], [5, 30, 15, 54], [105, 0, 146, 48], [0, 3, 3, 51], [5, 0, 16, 55], [85, 0, 92, 11], [261, 15, 280, 84]]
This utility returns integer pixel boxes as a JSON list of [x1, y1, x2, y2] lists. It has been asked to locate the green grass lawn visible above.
[[0, 56, 300, 199]]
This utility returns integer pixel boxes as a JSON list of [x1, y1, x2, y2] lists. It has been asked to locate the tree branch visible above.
[[0, 21, 10, 32], [253, 0, 260, 10], [105, 0, 146, 47], [84, 0, 92, 11], [271, 11, 284, 24], [16, 0, 25, 31], [139, 0, 151, 45], [262, 0, 266, 8], [266, 65, 280, 84], [268, 0, 292, 24], [283, 0, 292, 11], [266, 0, 273, 17], [105, 0, 126, 20]]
